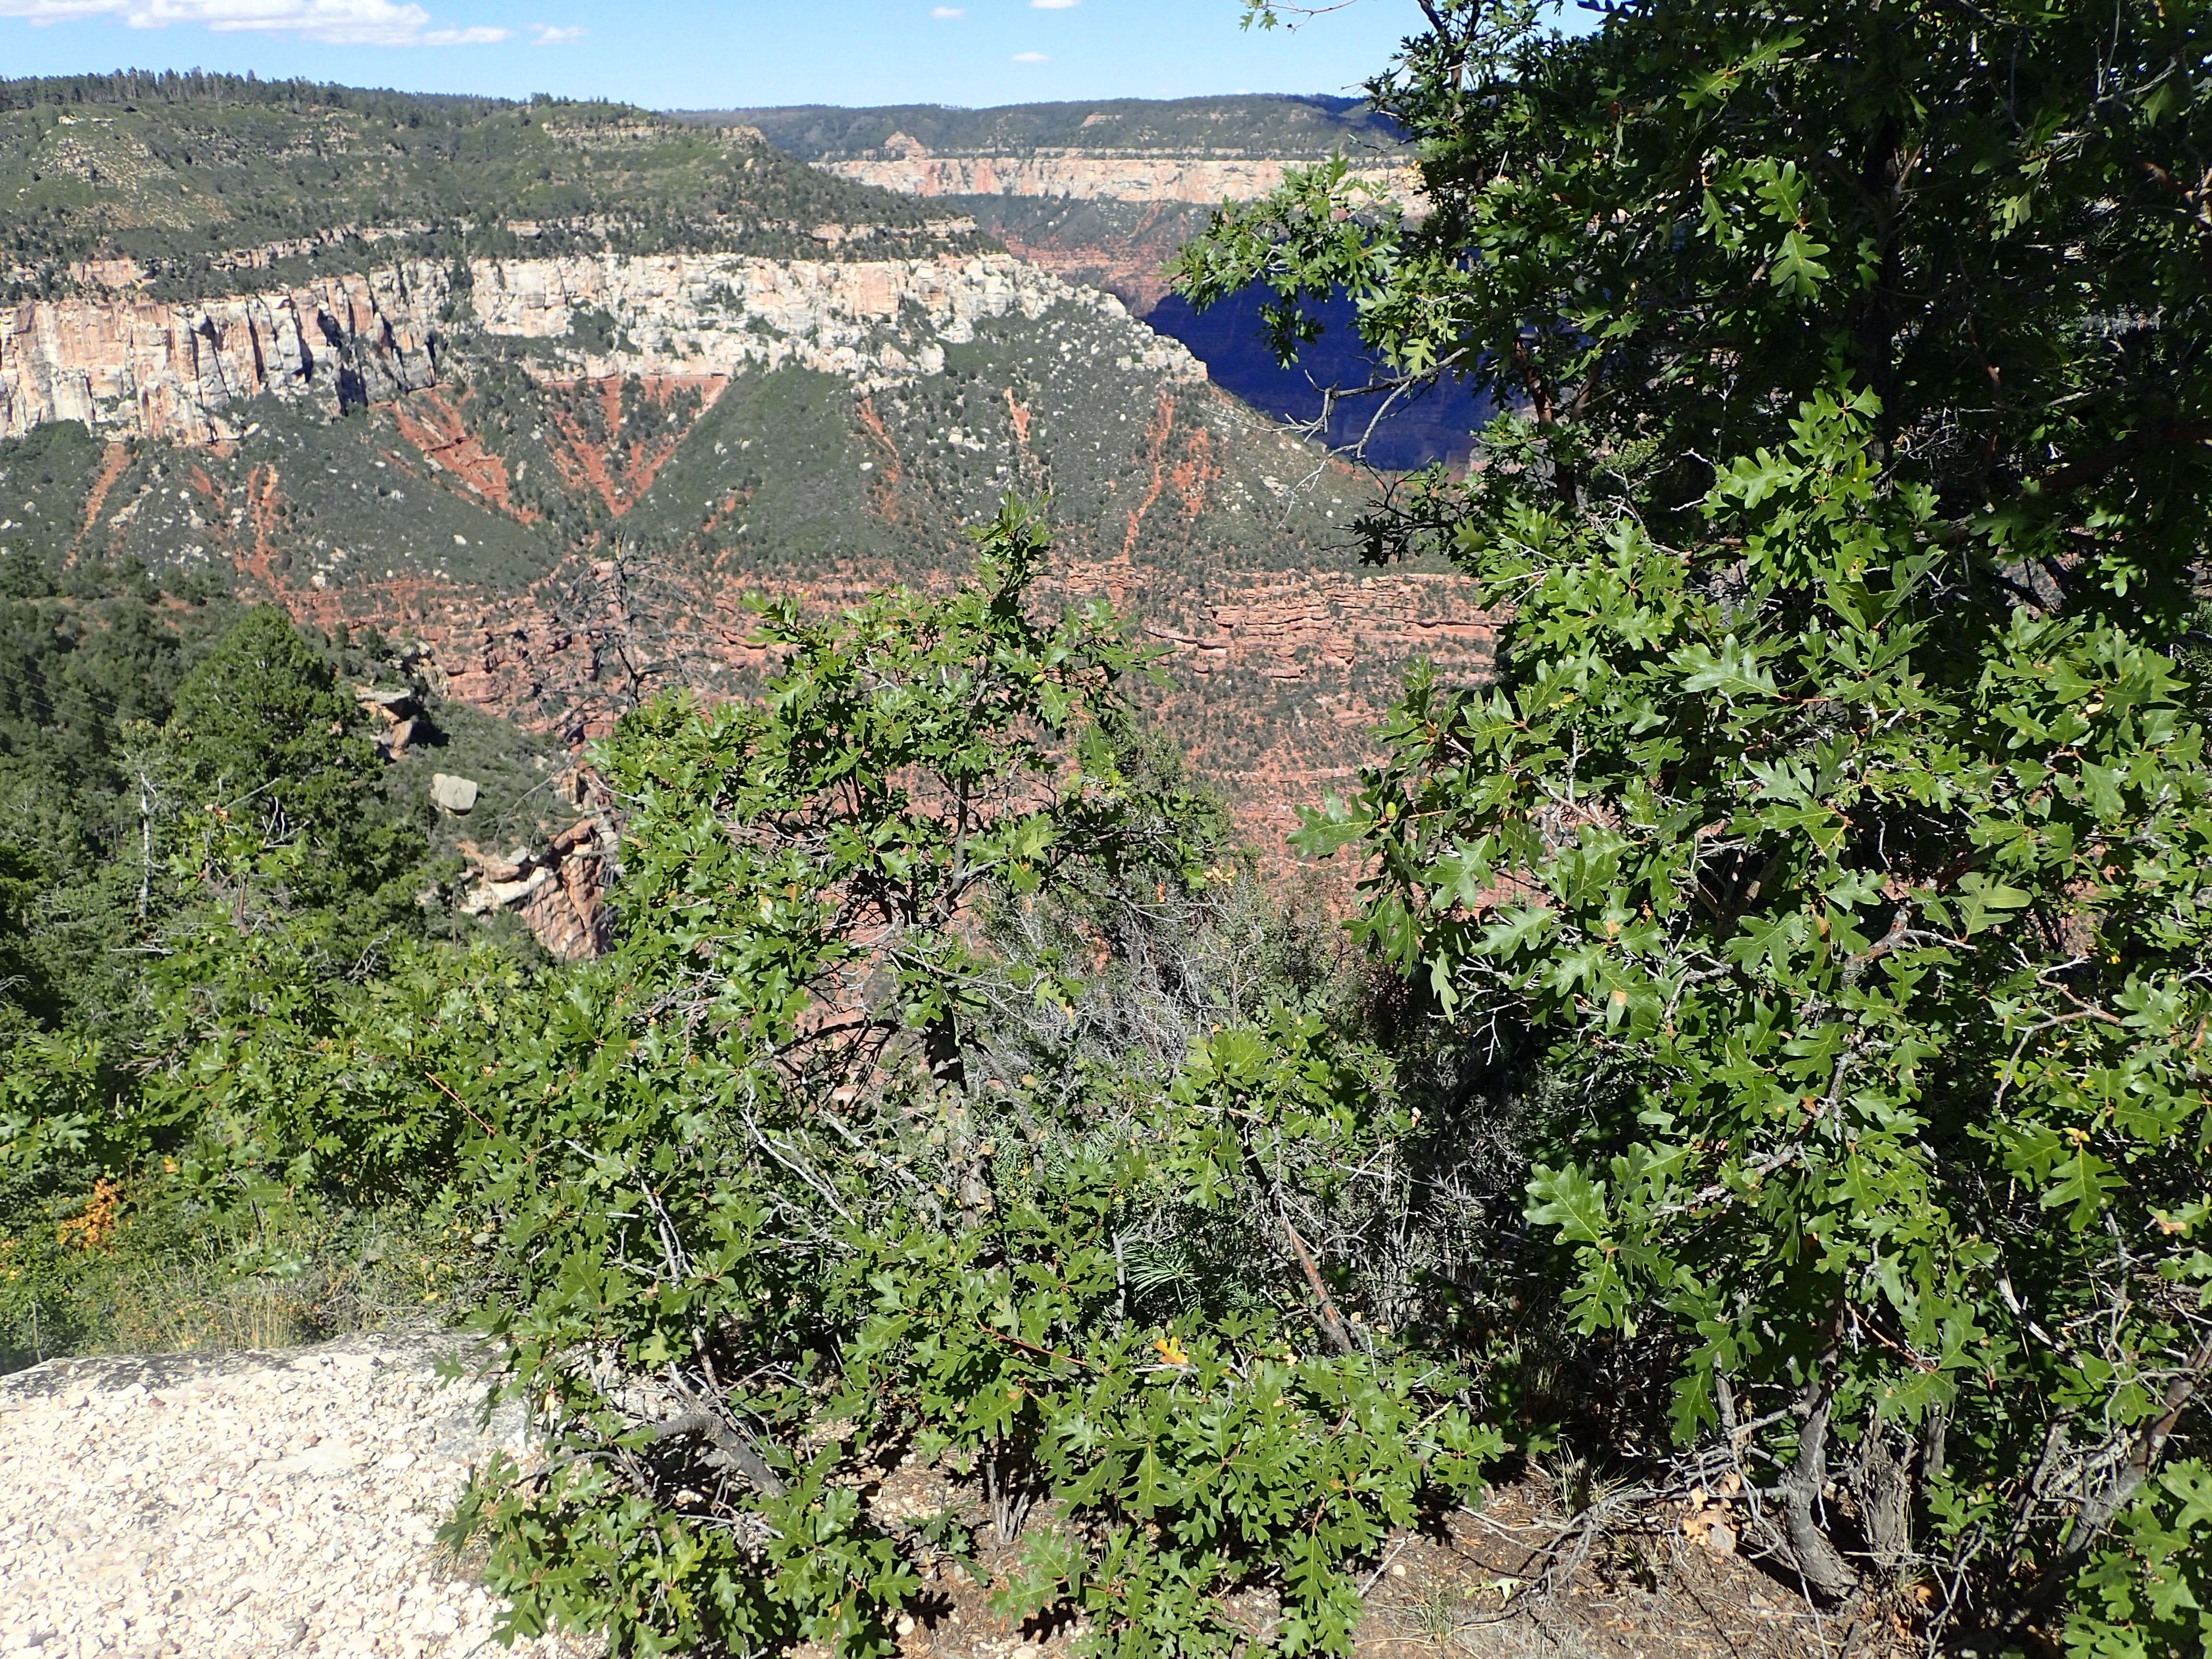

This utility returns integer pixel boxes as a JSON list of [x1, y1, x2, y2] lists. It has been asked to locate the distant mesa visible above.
[[689, 94, 1475, 468]]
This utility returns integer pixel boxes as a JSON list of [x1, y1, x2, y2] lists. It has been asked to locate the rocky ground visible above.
[[0, 1332, 599, 1659]]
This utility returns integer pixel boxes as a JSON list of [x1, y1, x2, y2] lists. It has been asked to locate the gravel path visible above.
[[0, 1332, 602, 1659]]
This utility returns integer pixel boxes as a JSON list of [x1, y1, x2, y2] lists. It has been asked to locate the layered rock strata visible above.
[[456, 817, 617, 963], [455, 769, 620, 963], [823, 149, 1412, 205], [0, 266, 440, 444], [0, 253, 1199, 445], [467, 251, 1200, 391], [313, 555, 1494, 850], [1125, 567, 1493, 688]]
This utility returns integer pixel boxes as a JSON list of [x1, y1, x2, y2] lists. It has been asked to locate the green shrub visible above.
[[0, 500, 1504, 1656], [1191, 0, 2212, 1639], [2068, 1463, 2212, 1659], [421, 505, 1503, 1658]]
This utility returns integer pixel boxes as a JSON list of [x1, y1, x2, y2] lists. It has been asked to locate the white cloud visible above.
[[1029, 0, 1078, 8], [0, 0, 512, 45], [1010, 49, 1046, 60], [929, 4, 962, 14], [529, 20, 581, 41]]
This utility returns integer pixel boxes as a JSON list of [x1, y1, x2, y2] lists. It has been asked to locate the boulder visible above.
[[456, 841, 529, 884], [353, 685, 418, 721], [429, 773, 480, 814]]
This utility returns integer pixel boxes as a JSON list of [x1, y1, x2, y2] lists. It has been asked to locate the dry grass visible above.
[[2, 1187, 483, 1371]]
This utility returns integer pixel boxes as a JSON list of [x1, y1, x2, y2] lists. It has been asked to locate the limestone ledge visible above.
[[467, 250, 1202, 390], [0, 252, 1202, 445], [822, 153, 1415, 206], [0, 264, 442, 445]]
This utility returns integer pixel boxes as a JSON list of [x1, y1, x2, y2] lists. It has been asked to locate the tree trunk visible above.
[[1855, 1428, 1913, 1574], [924, 1014, 965, 1089], [1779, 1392, 1862, 1602]]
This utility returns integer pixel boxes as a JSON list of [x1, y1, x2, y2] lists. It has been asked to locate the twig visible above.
[[1282, 1214, 1357, 1356], [974, 1321, 1096, 1372], [422, 1069, 498, 1140]]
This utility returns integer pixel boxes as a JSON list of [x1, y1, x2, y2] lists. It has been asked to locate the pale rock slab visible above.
[[429, 774, 481, 815]]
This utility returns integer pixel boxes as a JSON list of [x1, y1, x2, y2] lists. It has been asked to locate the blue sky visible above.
[[0, 0, 1450, 110]]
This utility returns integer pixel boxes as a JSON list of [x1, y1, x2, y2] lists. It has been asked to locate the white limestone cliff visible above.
[[821, 151, 1413, 206], [0, 265, 441, 444], [0, 252, 1202, 446]]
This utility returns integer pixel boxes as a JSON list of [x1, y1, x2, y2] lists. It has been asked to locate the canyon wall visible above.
[[0, 85, 1493, 861], [0, 252, 1201, 445], [0, 265, 442, 444], [466, 251, 1200, 389], [0, 179, 1490, 854], [822, 148, 1413, 205], [793, 138, 1443, 437]]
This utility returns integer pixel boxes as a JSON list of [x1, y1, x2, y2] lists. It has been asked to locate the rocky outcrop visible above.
[[464, 250, 1201, 390], [0, 252, 1201, 445], [0, 265, 441, 443], [355, 685, 427, 759], [456, 771, 619, 962], [457, 821, 615, 963]]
